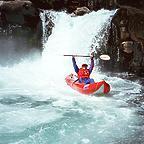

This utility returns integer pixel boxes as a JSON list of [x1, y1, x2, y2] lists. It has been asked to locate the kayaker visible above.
[[72, 53, 95, 84]]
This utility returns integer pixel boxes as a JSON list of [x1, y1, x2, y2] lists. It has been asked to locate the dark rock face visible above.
[[105, 8, 144, 76], [116, 0, 144, 13], [29, 0, 117, 12], [0, 0, 42, 65], [29, 0, 66, 10]]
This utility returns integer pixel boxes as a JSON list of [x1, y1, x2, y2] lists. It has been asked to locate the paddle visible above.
[[64, 54, 90, 57], [63, 54, 110, 60]]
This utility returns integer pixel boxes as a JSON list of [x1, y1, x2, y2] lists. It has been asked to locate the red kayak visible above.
[[65, 74, 110, 95]]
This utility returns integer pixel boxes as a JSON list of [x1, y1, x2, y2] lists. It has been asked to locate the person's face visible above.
[[82, 66, 87, 69]]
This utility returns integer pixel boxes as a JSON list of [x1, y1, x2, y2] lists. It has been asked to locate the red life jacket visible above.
[[78, 68, 90, 79]]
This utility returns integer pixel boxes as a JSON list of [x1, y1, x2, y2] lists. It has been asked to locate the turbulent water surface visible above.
[[0, 10, 143, 144]]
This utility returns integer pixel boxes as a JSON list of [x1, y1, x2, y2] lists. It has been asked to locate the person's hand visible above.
[[72, 56, 75, 60], [90, 52, 95, 59]]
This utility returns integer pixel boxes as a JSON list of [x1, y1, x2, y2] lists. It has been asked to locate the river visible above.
[[0, 9, 143, 144]]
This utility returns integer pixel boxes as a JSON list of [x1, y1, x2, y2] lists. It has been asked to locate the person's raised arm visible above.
[[89, 55, 94, 74], [72, 56, 79, 73]]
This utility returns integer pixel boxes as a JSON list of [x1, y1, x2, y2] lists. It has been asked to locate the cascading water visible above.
[[0, 10, 143, 144]]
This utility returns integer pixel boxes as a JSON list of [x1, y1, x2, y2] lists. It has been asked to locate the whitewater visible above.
[[0, 9, 143, 144]]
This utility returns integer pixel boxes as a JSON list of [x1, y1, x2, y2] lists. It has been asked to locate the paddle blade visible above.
[[100, 55, 110, 60]]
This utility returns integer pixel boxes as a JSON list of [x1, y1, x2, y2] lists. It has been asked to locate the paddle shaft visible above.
[[64, 54, 90, 57], [64, 54, 110, 60]]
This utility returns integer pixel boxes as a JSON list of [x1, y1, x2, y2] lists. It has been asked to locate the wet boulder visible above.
[[0, 0, 42, 65], [71, 6, 90, 16], [122, 41, 133, 54], [0, 0, 40, 28]]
